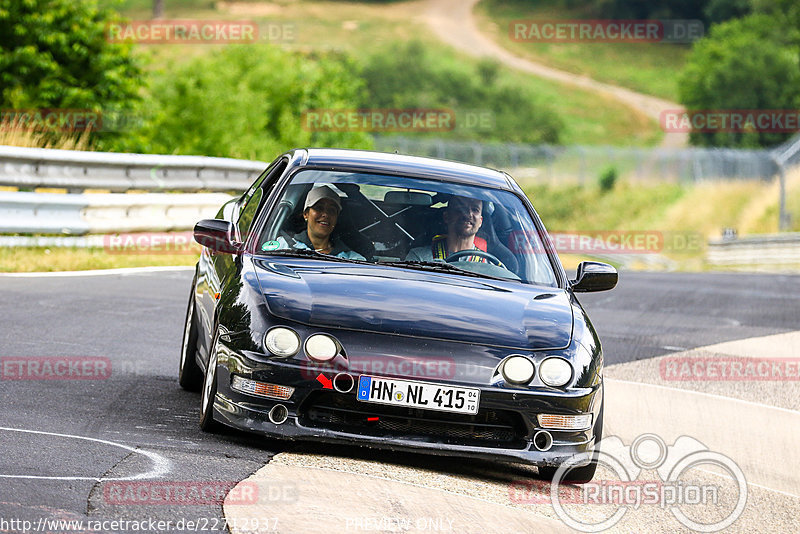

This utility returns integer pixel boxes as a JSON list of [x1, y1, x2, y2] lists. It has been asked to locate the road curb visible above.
[[223, 462, 571, 534]]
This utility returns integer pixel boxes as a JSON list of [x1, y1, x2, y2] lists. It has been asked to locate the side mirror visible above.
[[570, 261, 618, 292], [193, 219, 241, 254]]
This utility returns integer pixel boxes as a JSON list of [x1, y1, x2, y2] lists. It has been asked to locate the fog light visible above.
[[231, 376, 294, 400], [264, 327, 300, 357], [538, 413, 592, 430], [539, 357, 572, 387], [305, 334, 338, 362], [501, 355, 535, 384]]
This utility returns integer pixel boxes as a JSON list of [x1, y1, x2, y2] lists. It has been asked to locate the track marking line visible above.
[[0, 426, 171, 481], [606, 378, 800, 415]]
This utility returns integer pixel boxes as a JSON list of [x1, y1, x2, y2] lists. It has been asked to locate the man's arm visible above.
[[404, 247, 428, 262]]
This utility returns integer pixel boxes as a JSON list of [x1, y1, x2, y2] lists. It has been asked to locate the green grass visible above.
[[475, 0, 690, 102], [0, 247, 197, 272], [106, 0, 662, 146], [522, 170, 800, 269], [526, 181, 687, 232]]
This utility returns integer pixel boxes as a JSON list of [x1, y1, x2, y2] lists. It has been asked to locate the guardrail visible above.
[[0, 191, 233, 234], [0, 145, 266, 193], [707, 234, 800, 266]]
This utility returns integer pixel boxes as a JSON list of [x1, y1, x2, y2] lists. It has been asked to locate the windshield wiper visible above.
[[260, 248, 353, 263], [379, 260, 506, 280]]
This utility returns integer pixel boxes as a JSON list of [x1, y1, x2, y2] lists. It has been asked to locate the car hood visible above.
[[252, 258, 573, 350]]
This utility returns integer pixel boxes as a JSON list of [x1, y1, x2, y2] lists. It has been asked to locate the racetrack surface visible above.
[[1, 269, 798, 532]]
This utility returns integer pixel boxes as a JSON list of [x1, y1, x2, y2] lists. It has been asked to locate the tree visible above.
[[678, 14, 800, 148], [704, 0, 751, 25], [0, 0, 142, 117], [110, 46, 371, 160], [359, 41, 562, 144]]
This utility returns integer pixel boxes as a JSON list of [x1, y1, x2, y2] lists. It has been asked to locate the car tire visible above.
[[179, 276, 203, 391], [199, 329, 222, 432], [539, 402, 604, 484]]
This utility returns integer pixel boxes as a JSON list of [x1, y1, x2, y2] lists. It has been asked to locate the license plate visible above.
[[356, 375, 480, 415]]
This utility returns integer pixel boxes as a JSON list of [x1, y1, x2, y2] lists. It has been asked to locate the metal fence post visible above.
[[777, 163, 789, 231]]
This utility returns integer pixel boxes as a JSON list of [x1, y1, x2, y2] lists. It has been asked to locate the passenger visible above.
[[405, 195, 491, 263], [277, 185, 365, 260]]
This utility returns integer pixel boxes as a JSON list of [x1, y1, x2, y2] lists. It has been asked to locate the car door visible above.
[[196, 157, 289, 363]]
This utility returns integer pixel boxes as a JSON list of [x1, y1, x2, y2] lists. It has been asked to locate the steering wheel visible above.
[[445, 249, 503, 266]]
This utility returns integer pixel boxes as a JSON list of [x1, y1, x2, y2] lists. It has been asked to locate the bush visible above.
[[678, 14, 800, 148], [107, 46, 372, 159], [358, 41, 562, 144], [0, 0, 142, 126], [598, 166, 618, 192]]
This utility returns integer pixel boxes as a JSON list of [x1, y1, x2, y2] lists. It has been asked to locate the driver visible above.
[[405, 195, 494, 264]]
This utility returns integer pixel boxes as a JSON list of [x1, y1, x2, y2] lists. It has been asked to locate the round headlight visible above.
[[305, 334, 338, 362], [539, 357, 572, 387], [264, 327, 300, 357], [501, 356, 535, 384]]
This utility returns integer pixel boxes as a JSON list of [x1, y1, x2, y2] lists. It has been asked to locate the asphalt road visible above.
[[578, 271, 800, 363], [1, 268, 798, 533]]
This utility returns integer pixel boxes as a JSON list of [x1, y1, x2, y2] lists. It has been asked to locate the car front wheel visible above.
[[539, 403, 604, 484], [179, 276, 203, 391], [199, 330, 222, 432]]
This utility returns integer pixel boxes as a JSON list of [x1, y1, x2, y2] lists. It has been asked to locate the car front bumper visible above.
[[212, 352, 602, 467]]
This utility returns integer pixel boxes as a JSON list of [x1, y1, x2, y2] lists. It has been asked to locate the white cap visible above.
[[304, 185, 342, 212]]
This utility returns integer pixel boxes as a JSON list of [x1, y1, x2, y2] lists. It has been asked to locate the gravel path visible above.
[[423, 0, 688, 148]]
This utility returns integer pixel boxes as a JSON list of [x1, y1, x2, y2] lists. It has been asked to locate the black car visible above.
[[179, 149, 617, 482]]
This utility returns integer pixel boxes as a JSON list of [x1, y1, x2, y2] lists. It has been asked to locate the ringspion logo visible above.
[[546, 434, 747, 532]]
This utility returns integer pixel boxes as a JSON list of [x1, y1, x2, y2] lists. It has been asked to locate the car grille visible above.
[[299, 391, 528, 449]]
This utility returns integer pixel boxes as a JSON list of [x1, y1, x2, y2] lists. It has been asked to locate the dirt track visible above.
[[423, 0, 688, 148]]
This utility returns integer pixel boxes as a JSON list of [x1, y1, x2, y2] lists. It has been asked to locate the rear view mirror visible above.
[[570, 261, 618, 292], [383, 191, 432, 206], [193, 219, 241, 254]]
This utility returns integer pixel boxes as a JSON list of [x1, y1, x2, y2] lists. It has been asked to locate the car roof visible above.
[[295, 148, 516, 191]]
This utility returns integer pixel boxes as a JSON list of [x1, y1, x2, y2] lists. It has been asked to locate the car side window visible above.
[[237, 188, 263, 242], [236, 158, 288, 241]]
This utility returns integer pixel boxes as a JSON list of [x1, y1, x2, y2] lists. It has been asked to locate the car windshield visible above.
[[257, 169, 558, 287]]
